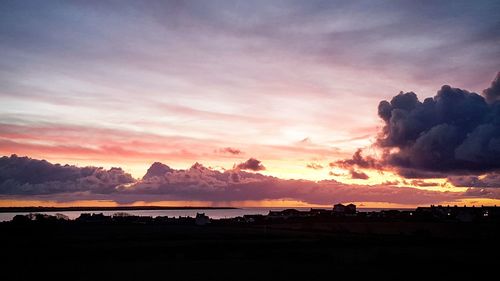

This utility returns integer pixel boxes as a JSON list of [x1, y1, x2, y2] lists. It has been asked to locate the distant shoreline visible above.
[[0, 206, 238, 213]]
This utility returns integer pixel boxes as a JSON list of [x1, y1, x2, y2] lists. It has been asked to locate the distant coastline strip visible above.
[[0, 206, 237, 213]]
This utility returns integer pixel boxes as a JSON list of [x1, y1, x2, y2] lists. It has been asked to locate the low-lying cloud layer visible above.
[[448, 173, 500, 188], [0, 155, 494, 205], [0, 155, 135, 195], [123, 163, 459, 205]]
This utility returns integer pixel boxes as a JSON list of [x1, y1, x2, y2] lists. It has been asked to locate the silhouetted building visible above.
[[346, 204, 357, 214], [415, 205, 499, 222], [267, 209, 309, 219], [309, 208, 333, 216], [333, 203, 356, 215], [333, 204, 345, 213], [12, 214, 31, 224], [243, 214, 264, 223], [76, 213, 111, 223], [195, 213, 210, 226]]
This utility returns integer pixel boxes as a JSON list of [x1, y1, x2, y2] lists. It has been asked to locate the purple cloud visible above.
[[117, 162, 462, 205], [1, 156, 497, 205], [142, 162, 173, 180], [0, 155, 134, 195], [448, 173, 500, 188]]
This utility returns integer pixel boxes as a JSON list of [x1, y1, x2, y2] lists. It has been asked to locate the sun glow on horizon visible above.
[[2, 198, 499, 209]]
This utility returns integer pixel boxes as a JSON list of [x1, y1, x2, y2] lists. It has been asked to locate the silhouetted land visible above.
[[1, 206, 499, 280], [0, 206, 236, 213]]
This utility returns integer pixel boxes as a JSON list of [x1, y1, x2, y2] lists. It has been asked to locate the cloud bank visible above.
[[120, 162, 460, 205], [0, 155, 134, 195], [0, 155, 471, 205]]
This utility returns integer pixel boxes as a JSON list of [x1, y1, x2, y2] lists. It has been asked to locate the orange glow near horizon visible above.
[[1, 198, 499, 209], [0, 199, 329, 208]]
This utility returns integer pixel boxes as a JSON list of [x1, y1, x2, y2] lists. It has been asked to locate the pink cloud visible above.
[[0, 155, 468, 206]]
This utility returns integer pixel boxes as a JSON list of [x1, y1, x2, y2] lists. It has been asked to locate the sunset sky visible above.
[[1, 0, 500, 208]]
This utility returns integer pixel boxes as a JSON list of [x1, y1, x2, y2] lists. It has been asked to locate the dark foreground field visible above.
[[1, 221, 499, 280]]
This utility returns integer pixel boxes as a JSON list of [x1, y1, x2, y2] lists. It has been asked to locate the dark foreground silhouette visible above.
[[1, 206, 499, 280]]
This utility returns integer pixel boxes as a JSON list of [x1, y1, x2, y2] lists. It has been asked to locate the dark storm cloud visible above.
[[395, 168, 448, 179], [483, 72, 500, 104], [235, 158, 266, 171], [0, 155, 135, 195], [378, 81, 500, 175], [332, 73, 500, 190], [336, 74, 500, 180]]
